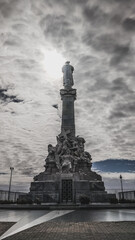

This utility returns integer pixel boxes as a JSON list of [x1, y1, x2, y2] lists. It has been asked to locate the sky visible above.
[[0, 0, 135, 192]]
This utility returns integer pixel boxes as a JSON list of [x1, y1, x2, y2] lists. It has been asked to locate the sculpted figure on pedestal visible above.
[[62, 61, 74, 89], [59, 138, 70, 156], [60, 149, 74, 173], [46, 144, 56, 162], [80, 151, 92, 164], [44, 131, 92, 173], [76, 136, 85, 152], [56, 135, 64, 154]]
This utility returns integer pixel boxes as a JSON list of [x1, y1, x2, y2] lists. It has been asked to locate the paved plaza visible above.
[[0, 221, 135, 240], [0, 209, 135, 240]]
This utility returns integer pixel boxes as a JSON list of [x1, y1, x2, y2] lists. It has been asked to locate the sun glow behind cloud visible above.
[[43, 49, 65, 79], [0, 0, 135, 192]]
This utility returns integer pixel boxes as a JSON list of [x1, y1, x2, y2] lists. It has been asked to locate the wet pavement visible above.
[[0, 209, 135, 222], [51, 209, 135, 222], [0, 209, 135, 240]]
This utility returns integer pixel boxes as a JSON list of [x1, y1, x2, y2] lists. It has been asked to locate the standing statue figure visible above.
[[62, 61, 74, 89]]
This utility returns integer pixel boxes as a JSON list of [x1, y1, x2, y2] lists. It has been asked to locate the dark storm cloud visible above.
[[122, 17, 135, 31], [122, 123, 133, 131], [110, 14, 123, 25], [4, 39, 20, 47], [40, 14, 76, 48], [83, 0, 135, 30], [81, 0, 134, 68], [14, 59, 38, 70], [0, 0, 25, 18], [0, 88, 23, 103], [120, 102, 135, 113], [0, 0, 135, 191], [109, 111, 127, 119], [88, 79, 108, 92], [21, 168, 34, 176], [40, 14, 70, 30], [73, 0, 88, 5], [110, 78, 133, 94], [3, 32, 23, 47], [103, 0, 135, 5], [77, 54, 97, 70], [92, 159, 135, 173], [109, 99, 135, 118], [88, 77, 132, 95], [83, 5, 109, 26], [10, 97, 23, 103], [110, 44, 130, 65], [45, 0, 88, 7], [109, 100, 135, 120], [83, 32, 130, 56]]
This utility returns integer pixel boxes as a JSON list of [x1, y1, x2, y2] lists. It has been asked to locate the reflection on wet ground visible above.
[[0, 209, 135, 239], [51, 209, 135, 222], [0, 210, 49, 222], [0, 210, 74, 240], [0, 209, 135, 222]]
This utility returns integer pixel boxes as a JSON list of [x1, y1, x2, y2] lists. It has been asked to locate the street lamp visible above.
[[8, 167, 14, 201], [120, 174, 124, 200]]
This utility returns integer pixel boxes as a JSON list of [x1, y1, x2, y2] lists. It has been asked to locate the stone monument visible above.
[[27, 61, 115, 203]]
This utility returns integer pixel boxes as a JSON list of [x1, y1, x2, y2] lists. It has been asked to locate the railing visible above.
[[0, 189, 135, 203], [105, 189, 135, 200], [0, 190, 27, 202]]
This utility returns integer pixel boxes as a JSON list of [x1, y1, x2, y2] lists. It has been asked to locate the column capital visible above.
[[60, 88, 76, 100]]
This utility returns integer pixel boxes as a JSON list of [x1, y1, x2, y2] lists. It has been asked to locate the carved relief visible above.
[[44, 131, 92, 174]]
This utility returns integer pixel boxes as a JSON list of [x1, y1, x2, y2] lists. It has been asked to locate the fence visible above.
[[118, 190, 135, 201], [105, 189, 135, 199], [0, 190, 27, 202], [0, 189, 135, 203]]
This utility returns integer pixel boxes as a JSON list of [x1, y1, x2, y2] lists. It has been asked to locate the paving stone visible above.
[[0, 222, 135, 240], [0, 223, 15, 237]]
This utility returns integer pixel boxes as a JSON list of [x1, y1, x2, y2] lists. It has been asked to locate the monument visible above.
[[27, 62, 115, 203]]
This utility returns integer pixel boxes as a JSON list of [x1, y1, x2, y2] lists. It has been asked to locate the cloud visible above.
[[109, 100, 135, 120], [40, 14, 77, 50], [0, 0, 135, 191], [122, 17, 135, 31], [102, 175, 135, 192], [83, 5, 108, 26], [111, 78, 132, 92], [21, 168, 34, 176], [83, 32, 130, 57], [0, 87, 23, 103], [0, 0, 27, 18], [92, 159, 135, 173], [110, 44, 130, 65]]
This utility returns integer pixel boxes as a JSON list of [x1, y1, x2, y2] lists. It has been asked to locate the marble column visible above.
[[60, 88, 76, 138]]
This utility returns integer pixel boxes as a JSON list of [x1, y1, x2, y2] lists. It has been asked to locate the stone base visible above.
[[26, 172, 116, 203]]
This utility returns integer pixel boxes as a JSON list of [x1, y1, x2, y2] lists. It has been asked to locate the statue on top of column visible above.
[[62, 61, 74, 89]]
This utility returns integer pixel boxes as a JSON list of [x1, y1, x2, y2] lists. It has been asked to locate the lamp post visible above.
[[8, 167, 14, 201], [120, 174, 124, 200]]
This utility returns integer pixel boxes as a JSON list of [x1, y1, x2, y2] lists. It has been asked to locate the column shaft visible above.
[[60, 89, 76, 137]]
